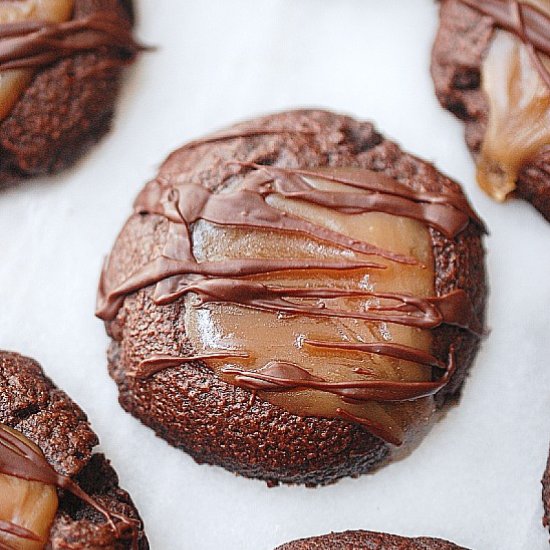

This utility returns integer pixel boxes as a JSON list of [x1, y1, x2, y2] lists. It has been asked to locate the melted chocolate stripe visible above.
[[459, 0, 550, 56], [241, 163, 486, 236], [0, 520, 39, 542], [223, 361, 323, 391], [222, 348, 456, 403], [513, 0, 550, 89], [458, 0, 550, 88], [304, 340, 446, 370], [135, 179, 417, 265], [97, 255, 385, 321], [0, 11, 144, 72], [177, 279, 481, 335], [335, 408, 403, 446], [131, 352, 250, 379], [0, 425, 139, 545]]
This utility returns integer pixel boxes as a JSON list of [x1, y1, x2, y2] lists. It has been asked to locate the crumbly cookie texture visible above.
[[0, 0, 138, 186], [275, 530, 468, 550], [0, 350, 148, 549]]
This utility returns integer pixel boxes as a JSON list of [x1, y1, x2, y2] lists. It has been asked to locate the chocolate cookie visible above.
[[0, 350, 148, 549], [275, 530, 468, 550], [96, 109, 487, 486], [0, 0, 142, 186], [431, 0, 550, 221], [542, 443, 550, 534]]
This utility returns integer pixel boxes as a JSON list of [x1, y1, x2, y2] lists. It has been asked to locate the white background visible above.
[[1, 1, 550, 548]]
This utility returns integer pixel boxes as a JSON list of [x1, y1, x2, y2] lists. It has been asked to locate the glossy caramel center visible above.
[[0, 425, 58, 550], [478, 0, 550, 201], [185, 167, 436, 446], [0, 0, 74, 121]]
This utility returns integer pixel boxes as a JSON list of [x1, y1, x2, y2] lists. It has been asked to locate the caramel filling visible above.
[[0, 425, 58, 550], [184, 168, 436, 446], [0, 0, 74, 121], [478, 0, 550, 201]]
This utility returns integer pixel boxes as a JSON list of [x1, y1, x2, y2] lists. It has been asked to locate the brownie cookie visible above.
[[542, 443, 550, 534], [431, 0, 550, 221], [96, 109, 487, 486], [275, 530, 468, 550], [0, 350, 148, 549], [0, 0, 142, 186]]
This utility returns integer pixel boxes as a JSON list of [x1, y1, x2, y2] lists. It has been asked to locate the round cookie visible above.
[[0, 350, 148, 549], [275, 530, 468, 550], [96, 109, 487, 486], [431, 0, 550, 221], [0, 0, 142, 186], [542, 443, 550, 533]]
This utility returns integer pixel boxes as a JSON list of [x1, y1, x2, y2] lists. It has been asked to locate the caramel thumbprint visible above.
[[0, 351, 148, 549], [432, 0, 550, 221], [0, 0, 143, 186], [96, 109, 487, 486]]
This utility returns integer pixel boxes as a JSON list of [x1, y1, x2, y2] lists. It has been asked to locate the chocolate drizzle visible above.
[[168, 279, 482, 334], [0, 424, 139, 548], [458, 0, 550, 88], [131, 352, 250, 379], [97, 164, 484, 321], [0, 520, 40, 549], [222, 346, 456, 446], [222, 347, 456, 404], [304, 340, 447, 370], [0, 10, 144, 73], [335, 408, 403, 446], [97, 156, 484, 446], [236, 163, 486, 237]]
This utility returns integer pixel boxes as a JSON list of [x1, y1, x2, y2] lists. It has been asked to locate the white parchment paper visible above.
[[1, 1, 550, 548]]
